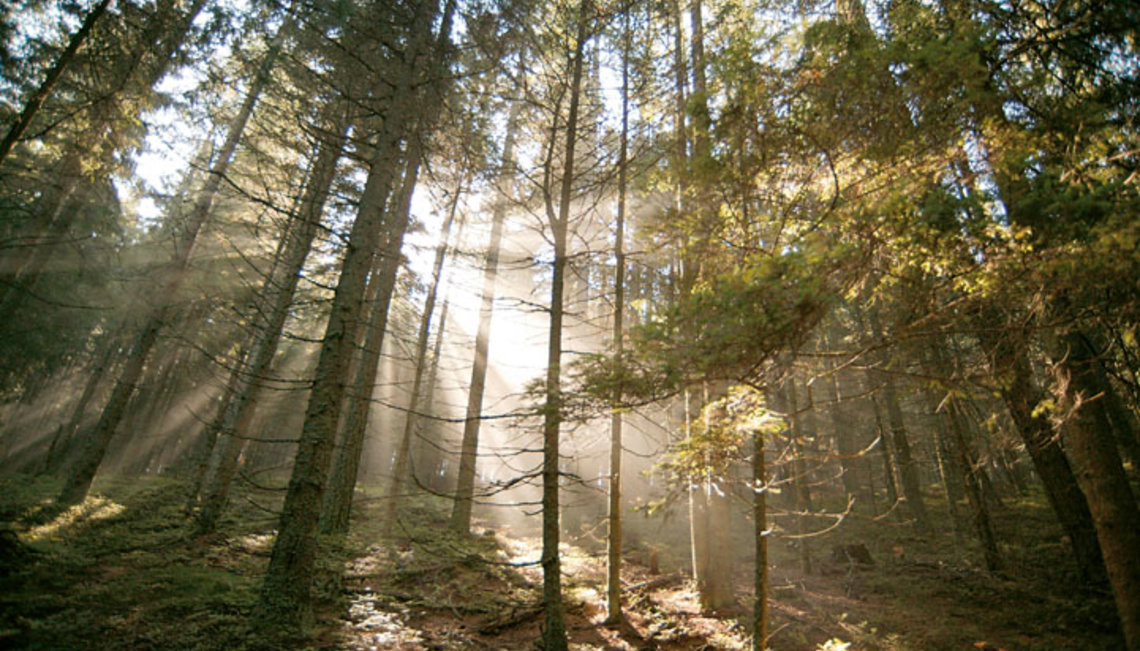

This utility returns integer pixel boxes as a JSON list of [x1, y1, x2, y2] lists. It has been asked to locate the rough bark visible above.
[[1058, 331, 1140, 649], [321, 0, 458, 538], [752, 427, 768, 651], [319, 165, 408, 536], [259, 0, 450, 628]]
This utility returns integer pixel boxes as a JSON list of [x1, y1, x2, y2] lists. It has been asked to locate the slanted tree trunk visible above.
[[39, 335, 121, 475], [259, 0, 452, 628], [868, 309, 930, 533], [55, 32, 274, 507], [1057, 330, 1140, 649], [321, 0, 458, 537], [318, 148, 417, 536], [980, 315, 1107, 584], [0, 0, 113, 166], [414, 294, 451, 493], [381, 178, 463, 529], [195, 97, 348, 534], [926, 392, 968, 542]]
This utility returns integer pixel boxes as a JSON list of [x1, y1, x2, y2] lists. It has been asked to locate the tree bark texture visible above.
[[1057, 331, 1140, 649]]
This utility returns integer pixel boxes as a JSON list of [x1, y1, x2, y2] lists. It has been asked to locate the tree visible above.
[[0, 0, 112, 166], [259, 0, 456, 627], [449, 91, 522, 534], [56, 20, 283, 506], [604, 4, 631, 625], [537, 1, 591, 646]]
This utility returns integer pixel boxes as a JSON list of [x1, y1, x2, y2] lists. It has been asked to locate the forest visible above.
[[0, 0, 1138, 649]]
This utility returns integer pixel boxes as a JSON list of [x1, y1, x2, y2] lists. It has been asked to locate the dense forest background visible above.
[[1, 0, 1138, 649]]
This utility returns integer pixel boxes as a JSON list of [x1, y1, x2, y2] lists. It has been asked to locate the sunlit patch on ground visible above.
[[25, 495, 125, 540], [231, 532, 274, 552], [342, 591, 425, 650]]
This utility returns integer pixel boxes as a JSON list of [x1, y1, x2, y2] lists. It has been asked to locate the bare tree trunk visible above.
[[870, 394, 899, 517], [752, 426, 768, 651], [318, 156, 412, 535], [415, 295, 451, 493]]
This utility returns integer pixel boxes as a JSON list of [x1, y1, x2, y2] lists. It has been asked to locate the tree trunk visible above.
[[322, 128, 430, 534], [0, 0, 113, 166], [414, 295, 451, 493], [259, 0, 451, 628], [867, 309, 929, 533], [752, 426, 768, 651], [39, 336, 120, 475], [605, 11, 630, 625], [947, 399, 1002, 571], [381, 175, 462, 530], [870, 395, 900, 517], [1057, 330, 1140, 649], [980, 317, 1107, 583], [55, 30, 273, 507], [540, 4, 589, 647], [449, 90, 523, 533], [195, 98, 348, 534]]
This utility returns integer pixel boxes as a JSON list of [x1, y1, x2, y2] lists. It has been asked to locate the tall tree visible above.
[[604, 4, 631, 625], [56, 23, 283, 507], [538, 1, 591, 646], [259, 0, 455, 627], [194, 95, 350, 533], [449, 93, 522, 534], [0, 0, 113, 166]]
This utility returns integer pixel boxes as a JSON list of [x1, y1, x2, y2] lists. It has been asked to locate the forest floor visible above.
[[0, 473, 1124, 650]]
